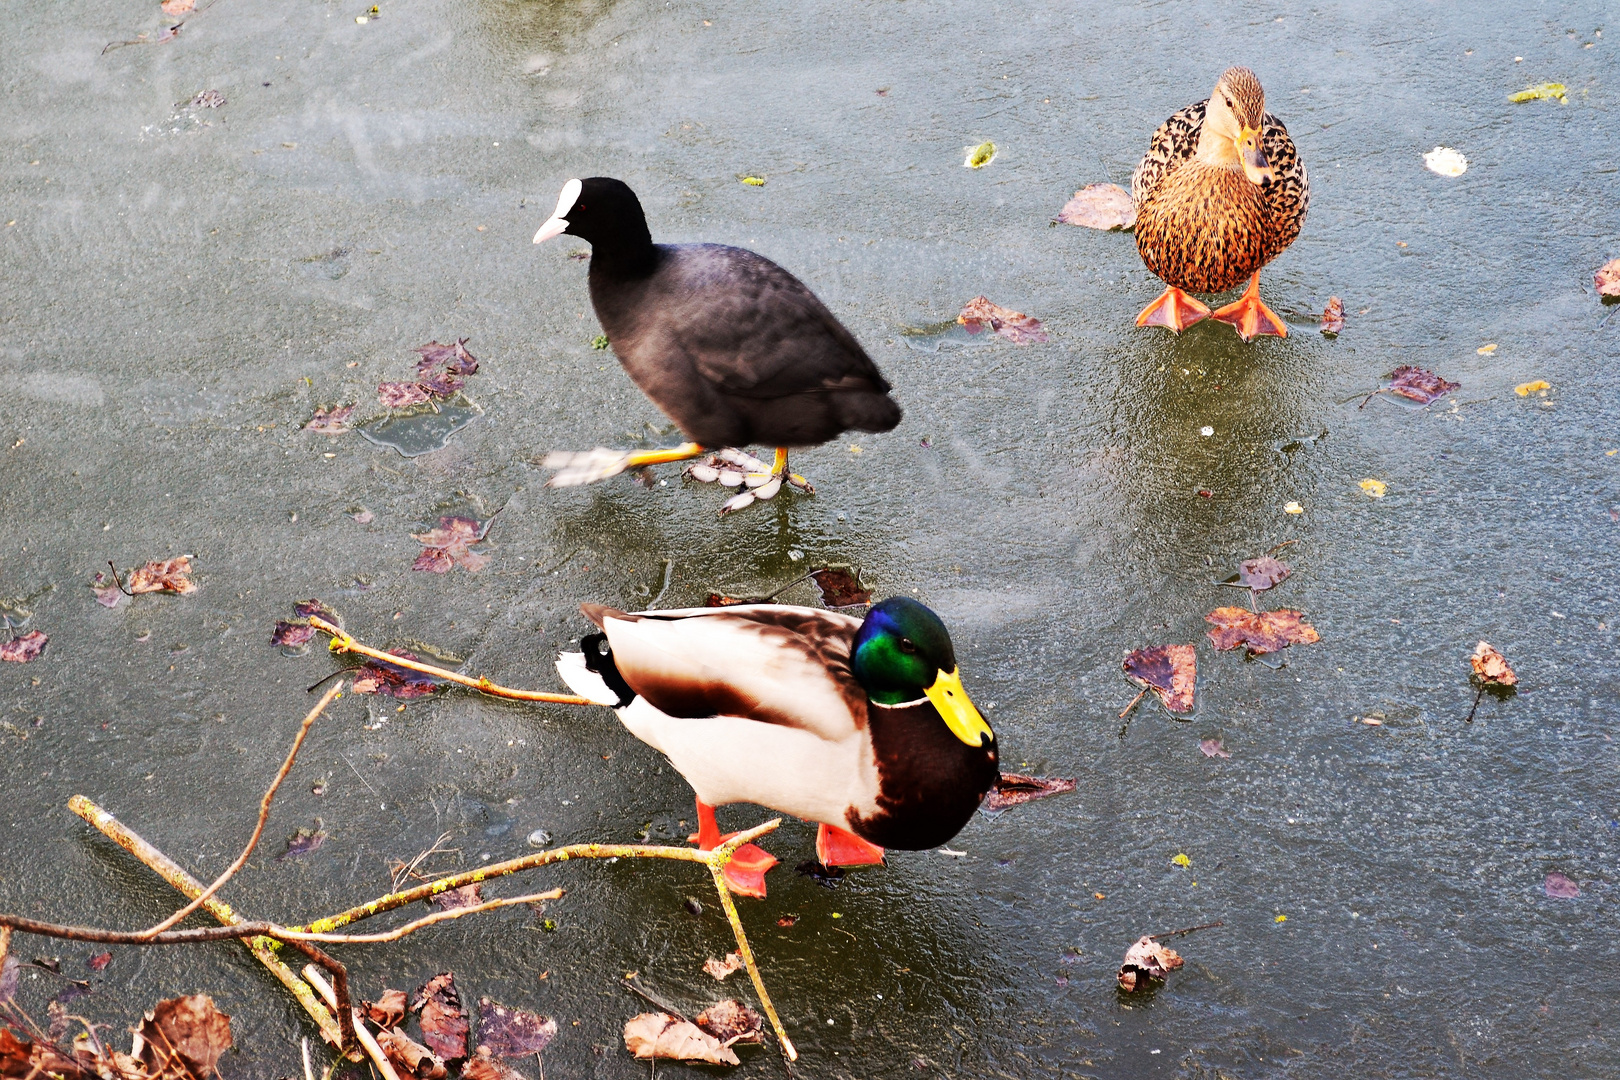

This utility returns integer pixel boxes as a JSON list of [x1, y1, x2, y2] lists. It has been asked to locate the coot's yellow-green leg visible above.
[[624, 441, 706, 468]]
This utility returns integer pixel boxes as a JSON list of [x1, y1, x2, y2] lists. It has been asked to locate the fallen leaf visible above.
[[376, 1027, 448, 1080], [1171, 853, 1191, 868], [160, 0, 194, 13], [1320, 296, 1344, 334], [304, 405, 355, 434], [1284, 501, 1303, 514], [1514, 380, 1550, 396], [1117, 936, 1183, 992], [353, 510, 375, 524], [1275, 914, 1287, 923], [704, 593, 770, 607], [1238, 556, 1291, 592], [127, 556, 197, 595], [1544, 871, 1579, 899], [416, 339, 478, 377], [982, 773, 1077, 811], [1360, 478, 1388, 498], [364, 988, 408, 1028], [412, 516, 492, 573], [775, 914, 799, 927], [810, 567, 870, 608], [1055, 183, 1135, 230], [963, 141, 996, 168], [413, 973, 469, 1063], [279, 820, 328, 860], [695, 999, 764, 1046], [1205, 607, 1320, 656], [87, 953, 112, 972], [1470, 641, 1517, 686], [1122, 644, 1196, 713], [1386, 366, 1460, 405], [293, 598, 340, 624], [703, 952, 744, 981], [0, 956, 17, 1003], [270, 620, 315, 647], [1508, 82, 1567, 103], [1198, 738, 1230, 758], [379, 381, 432, 409], [958, 296, 1049, 345], [90, 572, 123, 609], [1423, 146, 1467, 177], [0, 631, 47, 664], [1477, 342, 1498, 354], [352, 650, 439, 698], [135, 994, 232, 1079], [431, 884, 484, 911], [1595, 260, 1620, 297], [738, 176, 765, 187], [623, 1013, 739, 1066], [477, 998, 556, 1057], [462, 1047, 529, 1080]]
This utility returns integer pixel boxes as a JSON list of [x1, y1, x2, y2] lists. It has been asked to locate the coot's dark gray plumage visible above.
[[534, 177, 901, 502]]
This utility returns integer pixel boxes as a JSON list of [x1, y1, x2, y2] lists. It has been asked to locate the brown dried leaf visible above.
[[416, 339, 479, 377], [431, 884, 483, 911], [351, 650, 439, 698], [1238, 556, 1291, 592], [1386, 366, 1459, 405], [135, 994, 232, 1079], [127, 556, 197, 595], [1122, 644, 1196, 713], [476, 998, 556, 1057], [293, 598, 340, 624], [1595, 259, 1620, 297], [160, 0, 194, 14], [376, 1027, 447, 1080], [363, 988, 408, 1028], [704, 593, 770, 607], [810, 567, 870, 608], [703, 952, 744, 981], [1198, 738, 1231, 758], [958, 296, 1049, 345], [90, 572, 123, 609], [304, 405, 355, 434], [695, 999, 764, 1046], [0, 631, 47, 664], [1205, 607, 1320, 656], [462, 1047, 529, 1080], [270, 620, 315, 647], [1470, 640, 1517, 686], [412, 516, 491, 573], [86, 953, 112, 972], [1320, 296, 1344, 335], [622, 1013, 739, 1066], [1056, 183, 1136, 230], [412, 973, 469, 1063], [379, 381, 432, 409], [982, 773, 1076, 811], [1117, 936, 1183, 992]]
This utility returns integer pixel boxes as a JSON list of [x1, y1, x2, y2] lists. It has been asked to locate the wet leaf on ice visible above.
[[1359, 478, 1388, 498], [695, 999, 764, 1046], [1205, 607, 1320, 656], [1423, 146, 1467, 177], [416, 339, 479, 377], [363, 988, 409, 1028], [1470, 641, 1517, 686], [1171, 853, 1191, 868], [958, 296, 1049, 345], [703, 952, 744, 981], [462, 1047, 529, 1080], [1198, 738, 1230, 758], [304, 405, 355, 434], [1055, 183, 1135, 230], [1544, 871, 1579, 899], [379, 381, 432, 409], [352, 650, 439, 698], [0, 955, 17, 1003], [160, 0, 194, 14], [623, 1013, 740, 1066], [963, 141, 996, 169], [270, 620, 315, 647], [412, 516, 492, 573], [1594, 259, 1620, 297], [376, 1027, 448, 1080], [810, 567, 870, 608], [1117, 936, 1183, 992], [1320, 296, 1344, 335], [1386, 366, 1459, 405], [982, 773, 1077, 811], [1238, 556, 1291, 592], [127, 556, 198, 595], [1122, 644, 1196, 713], [1514, 380, 1550, 396], [87, 953, 112, 972], [0, 631, 47, 664], [476, 998, 557, 1057], [293, 598, 340, 624], [431, 883, 484, 911], [279, 820, 328, 860], [1508, 82, 1567, 103], [90, 571, 123, 609], [412, 973, 470, 1063], [135, 994, 232, 1079]]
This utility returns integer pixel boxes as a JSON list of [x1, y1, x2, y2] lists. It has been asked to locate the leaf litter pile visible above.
[[0, 991, 231, 1080], [379, 339, 480, 410], [413, 515, 495, 574]]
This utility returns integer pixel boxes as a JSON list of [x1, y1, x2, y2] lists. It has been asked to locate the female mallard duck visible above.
[[1131, 67, 1309, 340], [532, 177, 902, 505], [555, 597, 998, 897]]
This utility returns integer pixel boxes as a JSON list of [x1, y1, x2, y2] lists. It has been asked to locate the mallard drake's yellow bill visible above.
[[925, 668, 993, 747]]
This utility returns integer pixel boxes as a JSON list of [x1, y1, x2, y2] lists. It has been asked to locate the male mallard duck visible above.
[[1131, 67, 1309, 340], [532, 178, 902, 507], [555, 597, 998, 897]]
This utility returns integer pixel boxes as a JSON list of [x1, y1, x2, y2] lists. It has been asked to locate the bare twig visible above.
[[621, 975, 691, 1023], [351, 1010, 404, 1080], [1117, 688, 1147, 719], [389, 830, 456, 893], [308, 615, 591, 705], [140, 683, 344, 939], [1266, 539, 1298, 555], [107, 561, 133, 597], [1147, 920, 1223, 940], [1463, 683, 1486, 723]]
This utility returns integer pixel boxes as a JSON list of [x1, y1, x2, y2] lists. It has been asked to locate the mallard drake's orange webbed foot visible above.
[[1136, 286, 1212, 333], [692, 799, 778, 898], [1212, 272, 1288, 342], [815, 823, 886, 868]]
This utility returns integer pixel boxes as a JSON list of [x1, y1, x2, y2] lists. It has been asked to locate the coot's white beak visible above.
[[533, 178, 582, 244]]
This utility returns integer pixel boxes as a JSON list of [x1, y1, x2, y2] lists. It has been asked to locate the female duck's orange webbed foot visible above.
[[691, 799, 778, 898], [1212, 272, 1288, 341], [1136, 286, 1211, 333], [815, 823, 886, 868]]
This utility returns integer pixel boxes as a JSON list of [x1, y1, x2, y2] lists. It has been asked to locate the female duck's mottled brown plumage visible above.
[[1130, 67, 1309, 338]]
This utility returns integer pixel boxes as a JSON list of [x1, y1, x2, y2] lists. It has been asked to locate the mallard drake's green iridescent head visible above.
[[852, 597, 994, 747]]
